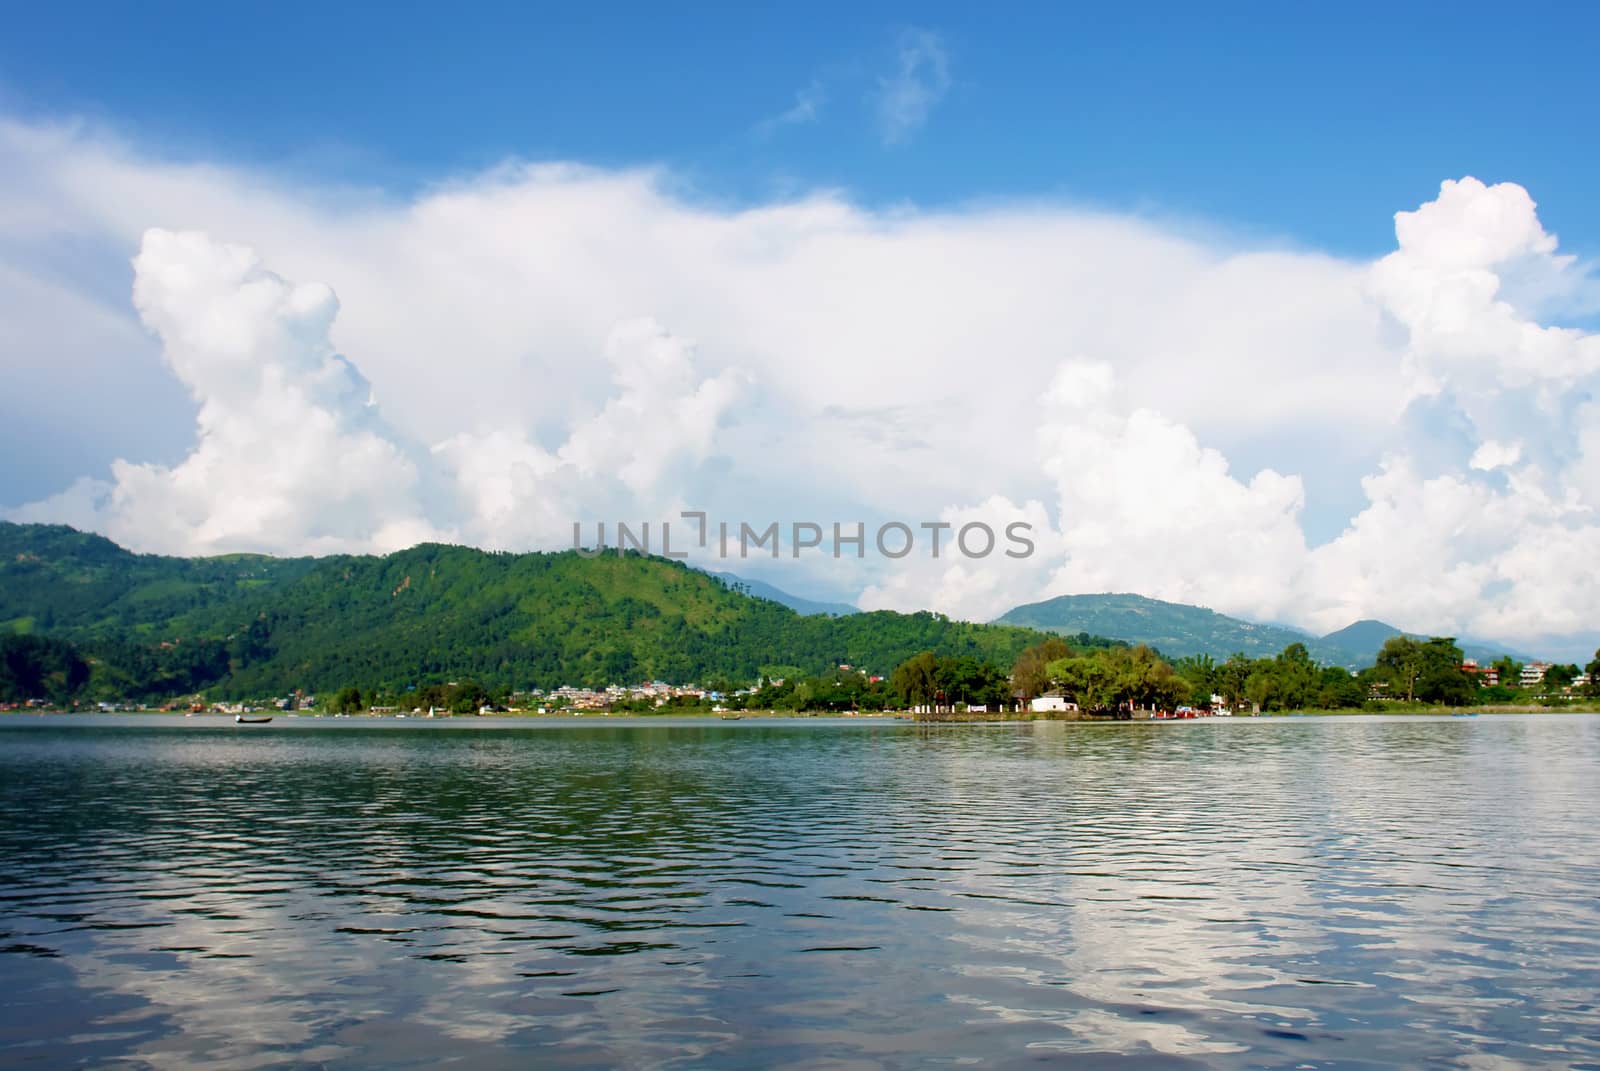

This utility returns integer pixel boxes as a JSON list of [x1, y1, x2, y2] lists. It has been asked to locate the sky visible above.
[[3, 3, 1600, 657]]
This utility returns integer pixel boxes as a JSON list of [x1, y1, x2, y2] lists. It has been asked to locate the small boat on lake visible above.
[[719, 714, 744, 721], [234, 714, 272, 724]]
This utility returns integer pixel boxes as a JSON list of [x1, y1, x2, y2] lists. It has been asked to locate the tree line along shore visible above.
[[8, 630, 1597, 719]]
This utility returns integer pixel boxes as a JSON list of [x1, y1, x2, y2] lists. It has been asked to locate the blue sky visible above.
[[2, 1, 1595, 258], [4, 3, 1600, 654]]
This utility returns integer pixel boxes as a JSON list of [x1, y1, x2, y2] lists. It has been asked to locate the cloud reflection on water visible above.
[[0, 716, 1597, 1069]]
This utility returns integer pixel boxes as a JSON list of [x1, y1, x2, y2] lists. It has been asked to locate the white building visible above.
[[1522, 662, 1550, 688], [1030, 693, 1078, 713]]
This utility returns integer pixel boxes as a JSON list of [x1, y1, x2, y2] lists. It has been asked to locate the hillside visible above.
[[0, 523, 318, 635], [997, 593, 1315, 661], [0, 522, 1056, 699], [1317, 619, 1530, 668], [995, 593, 1526, 667]]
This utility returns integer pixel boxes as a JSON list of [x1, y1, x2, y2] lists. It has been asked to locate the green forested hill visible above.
[[997, 593, 1315, 660], [995, 592, 1527, 667], [1314, 618, 1530, 668], [0, 522, 317, 636], [0, 522, 1055, 698]]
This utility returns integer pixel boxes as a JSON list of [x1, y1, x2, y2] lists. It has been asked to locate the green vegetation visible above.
[[0, 522, 316, 637], [1371, 636, 1474, 704], [1, 634, 90, 705], [987, 634, 1585, 719], [1044, 644, 1190, 713], [1180, 643, 1367, 711], [2, 522, 1589, 715], [996, 593, 1527, 667], [887, 652, 1012, 711], [999, 593, 1315, 661], [0, 522, 1056, 702]]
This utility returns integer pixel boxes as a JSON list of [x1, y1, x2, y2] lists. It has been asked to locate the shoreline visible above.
[[5, 705, 1598, 721]]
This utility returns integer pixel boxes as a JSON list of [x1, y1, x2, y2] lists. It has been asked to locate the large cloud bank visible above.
[[3, 120, 1598, 651]]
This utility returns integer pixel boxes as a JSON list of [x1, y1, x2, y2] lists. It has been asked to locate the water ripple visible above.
[[1, 714, 1597, 1069]]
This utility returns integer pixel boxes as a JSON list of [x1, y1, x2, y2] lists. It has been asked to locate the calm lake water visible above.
[[1, 714, 1597, 1069]]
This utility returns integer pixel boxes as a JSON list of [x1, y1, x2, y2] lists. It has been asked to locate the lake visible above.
[[1, 714, 1597, 1069]]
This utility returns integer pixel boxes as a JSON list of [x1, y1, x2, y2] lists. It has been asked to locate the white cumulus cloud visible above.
[[3, 116, 1600, 654], [16, 229, 444, 556], [434, 317, 745, 549]]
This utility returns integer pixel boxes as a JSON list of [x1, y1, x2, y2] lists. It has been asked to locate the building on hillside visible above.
[[1461, 660, 1499, 686], [1522, 662, 1550, 688]]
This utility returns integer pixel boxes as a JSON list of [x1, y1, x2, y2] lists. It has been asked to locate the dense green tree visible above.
[[1492, 655, 1522, 688], [1415, 638, 1475, 704], [1047, 653, 1119, 711], [1217, 653, 1253, 708], [80, 635, 232, 700], [0, 634, 90, 703], [883, 653, 1011, 714], [1376, 637, 1473, 704], [739, 667, 892, 712], [1244, 668, 1277, 712], [936, 656, 1011, 708], [1314, 666, 1366, 709], [1191, 644, 1367, 713], [1173, 653, 1218, 705], [890, 652, 941, 710], [1011, 637, 1074, 700], [226, 617, 275, 669], [1375, 636, 1426, 702], [1542, 663, 1580, 692], [1272, 643, 1320, 709], [447, 681, 489, 713], [1042, 644, 1187, 714]]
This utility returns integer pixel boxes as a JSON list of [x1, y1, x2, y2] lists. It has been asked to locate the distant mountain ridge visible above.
[[1318, 620, 1406, 661], [1317, 619, 1531, 669], [996, 593, 1529, 667], [998, 593, 1313, 661], [704, 569, 856, 617]]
